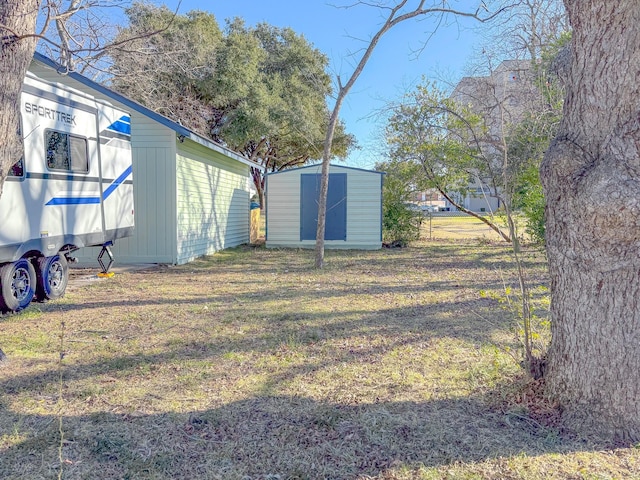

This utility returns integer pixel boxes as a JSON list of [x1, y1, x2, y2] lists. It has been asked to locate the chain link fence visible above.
[[418, 210, 507, 241]]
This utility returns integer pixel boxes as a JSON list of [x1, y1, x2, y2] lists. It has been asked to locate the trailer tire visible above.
[[0, 259, 37, 313], [36, 254, 69, 301]]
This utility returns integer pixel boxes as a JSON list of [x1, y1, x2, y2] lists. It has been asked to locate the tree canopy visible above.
[[386, 81, 514, 242], [109, 3, 354, 206]]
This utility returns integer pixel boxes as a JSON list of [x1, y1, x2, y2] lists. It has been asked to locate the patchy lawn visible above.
[[0, 229, 639, 479]]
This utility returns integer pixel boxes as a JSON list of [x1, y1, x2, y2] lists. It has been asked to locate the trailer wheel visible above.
[[36, 254, 69, 301], [0, 259, 37, 313]]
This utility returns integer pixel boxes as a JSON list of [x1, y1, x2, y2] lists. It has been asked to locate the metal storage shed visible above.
[[266, 164, 383, 250], [29, 53, 264, 265]]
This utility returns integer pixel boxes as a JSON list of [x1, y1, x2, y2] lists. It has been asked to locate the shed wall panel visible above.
[[175, 140, 250, 265], [74, 141, 177, 265], [266, 172, 301, 243], [344, 170, 382, 243], [266, 165, 382, 249]]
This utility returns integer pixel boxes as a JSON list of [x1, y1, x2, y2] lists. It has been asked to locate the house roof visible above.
[[32, 52, 264, 171]]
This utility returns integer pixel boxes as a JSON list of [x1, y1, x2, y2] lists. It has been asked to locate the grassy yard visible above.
[[0, 221, 639, 479]]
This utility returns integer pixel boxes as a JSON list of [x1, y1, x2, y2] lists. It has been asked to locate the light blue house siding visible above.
[[175, 141, 250, 264], [266, 164, 384, 250], [29, 53, 261, 266]]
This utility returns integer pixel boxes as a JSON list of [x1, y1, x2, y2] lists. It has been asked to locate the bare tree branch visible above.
[[314, 0, 514, 267]]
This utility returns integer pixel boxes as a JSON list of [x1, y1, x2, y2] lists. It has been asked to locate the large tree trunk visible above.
[[0, 0, 40, 198], [541, 2, 640, 441]]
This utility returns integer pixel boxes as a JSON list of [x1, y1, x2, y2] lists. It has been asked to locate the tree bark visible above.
[[314, 103, 341, 269], [0, 0, 40, 198], [541, 1, 640, 441]]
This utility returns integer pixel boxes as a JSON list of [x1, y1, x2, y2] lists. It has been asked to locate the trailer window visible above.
[[45, 130, 89, 173]]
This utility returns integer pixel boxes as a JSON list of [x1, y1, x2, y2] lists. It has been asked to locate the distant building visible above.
[[446, 59, 542, 213], [451, 60, 541, 137]]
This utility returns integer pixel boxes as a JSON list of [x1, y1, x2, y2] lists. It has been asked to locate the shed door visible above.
[[300, 173, 347, 241]]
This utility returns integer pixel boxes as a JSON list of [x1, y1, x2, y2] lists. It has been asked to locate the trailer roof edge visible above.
[[32, 52, 264, 171]]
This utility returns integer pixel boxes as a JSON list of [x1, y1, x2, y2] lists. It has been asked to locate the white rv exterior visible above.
[[0, 72, 134, 313], [30, 53, 262, 267]]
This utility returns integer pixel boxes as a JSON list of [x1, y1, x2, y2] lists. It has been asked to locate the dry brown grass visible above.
[[0, 222, 639, 479]]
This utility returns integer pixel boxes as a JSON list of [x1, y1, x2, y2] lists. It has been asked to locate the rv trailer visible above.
[[0, 72, 134, 313]]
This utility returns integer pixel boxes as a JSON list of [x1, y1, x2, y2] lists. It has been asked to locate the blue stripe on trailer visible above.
[[106, 116, 131, 136], [46, 196, 100, 205], [102, 165, 133, 199], [45, 165, 133, 206]]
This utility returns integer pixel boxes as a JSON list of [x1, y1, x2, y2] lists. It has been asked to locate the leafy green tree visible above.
[[375, 159, 423, 246], [110, 5, 354, 207], [506, 33, 568, 244], [386, 82, 513, 242], [212, 20, 353, 207]]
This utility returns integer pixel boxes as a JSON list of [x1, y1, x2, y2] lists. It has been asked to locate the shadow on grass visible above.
[[54, 247, 544, 335], [0, 392, 590, 479], [0, 242, 564, 478], [0, 295, 515, 400], [0, 309, 593, 479], [130, 243, 544, 277]]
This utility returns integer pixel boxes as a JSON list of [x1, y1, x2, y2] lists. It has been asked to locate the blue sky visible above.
[[161, 1, 481, 168]]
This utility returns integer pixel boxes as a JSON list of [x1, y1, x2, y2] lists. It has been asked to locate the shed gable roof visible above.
[[266, 163, 384, 176]]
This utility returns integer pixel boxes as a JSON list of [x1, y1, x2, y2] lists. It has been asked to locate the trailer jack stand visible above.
[[97, 241, 115, 278]]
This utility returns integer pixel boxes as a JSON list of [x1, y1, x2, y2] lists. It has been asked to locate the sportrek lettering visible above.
[[24, 102, 76, 126]]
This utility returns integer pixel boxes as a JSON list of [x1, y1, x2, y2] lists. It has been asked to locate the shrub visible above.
[[382, 195, 421, 246]]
